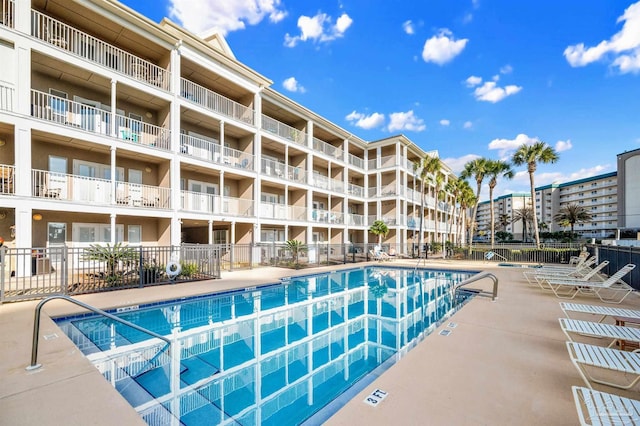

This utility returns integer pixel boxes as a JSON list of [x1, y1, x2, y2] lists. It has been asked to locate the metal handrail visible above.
[[454, 271, 499, 301], [26, 295, 171, 371]]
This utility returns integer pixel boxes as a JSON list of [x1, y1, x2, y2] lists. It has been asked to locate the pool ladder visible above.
[[453, 271, 499, 301], [26, 295, 171, 371]]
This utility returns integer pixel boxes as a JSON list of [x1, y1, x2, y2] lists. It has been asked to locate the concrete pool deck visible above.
[[1, 259, 639, 425]]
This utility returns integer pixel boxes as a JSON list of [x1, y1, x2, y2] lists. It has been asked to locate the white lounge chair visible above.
[[369, 249, 390, 262], [530, 261, 610, 290], [543, 264, 636, 303], [570, 250, 590, 266], [567, 342, 640, 390], [572, 386, 640, 425], [560, 302, 640, 323], [560, 318, 640, 348], [523, 257, 598, 284]]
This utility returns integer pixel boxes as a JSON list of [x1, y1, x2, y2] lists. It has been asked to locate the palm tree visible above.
[[460, 158, 490, 249], [512, 141, 559, 248], [413, 154, 441, 256], [553, 203, 593, 235], [445, 178, 461, 243], [369, 219, 389, 247], [285, 239, 307, 268], [485, 160, 514, 247], [433, 170, 446, 251], [457, 180, 476, 246], [496, 213, 511, 232], [512, 206, 533, 242]]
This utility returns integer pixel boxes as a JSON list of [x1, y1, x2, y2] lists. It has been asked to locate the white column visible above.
[[307, 120, 314, 149], [231, 221, 236, 244], [110, 213, 116, 245], [110, 146, 116, 205]]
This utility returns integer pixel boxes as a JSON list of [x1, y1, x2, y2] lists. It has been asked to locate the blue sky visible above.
[[121, 0, 640, 200]]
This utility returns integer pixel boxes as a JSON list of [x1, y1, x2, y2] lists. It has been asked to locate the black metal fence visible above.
[[588, 244, 640, 291], [0, 244, 221, 303]]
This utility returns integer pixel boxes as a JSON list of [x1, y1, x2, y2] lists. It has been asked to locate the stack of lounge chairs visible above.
[[559, 302, 640, 424]]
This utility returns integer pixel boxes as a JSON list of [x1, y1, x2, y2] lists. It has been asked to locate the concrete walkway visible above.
[[1, 260, 639, 425]]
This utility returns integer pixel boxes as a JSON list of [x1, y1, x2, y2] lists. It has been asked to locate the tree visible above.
[[553, 203, 593, 234], [413, 154, 441, 256], [512, 141, 559, 248], [285, 239, 307, 268], [485, 160, 514, 247], [445, 178, 461, 244], [369, 219, 389, 246], [460, 158, 490, 250], [512, 206, 533, 242], [495, 213, 511, 232], [457, 180, 476, 246], [433, 170, 446, 250]]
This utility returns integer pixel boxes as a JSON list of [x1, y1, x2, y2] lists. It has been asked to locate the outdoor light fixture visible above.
[[32, 213, 43, 221]]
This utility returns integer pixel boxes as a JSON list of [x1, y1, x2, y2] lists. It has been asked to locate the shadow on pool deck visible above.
[[1, 260, 639, 425]]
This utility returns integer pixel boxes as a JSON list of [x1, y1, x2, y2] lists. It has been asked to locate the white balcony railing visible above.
[[330, 177, 344, 193], [222, 146, 253, 171], [31, 169, 171, 208], [261, 158, 286, 179], [348, 153, 364, 169], [180, 134, 221, 163], [222, 196, 254, 217], [346, 213, 364, 226], [311, 172, 330, 191], [287, 165, 306, 184], [181, 190, 218, 214], [313, 137, 343, 161], [0, 163, 15, 195], [31, 10, 169, 91], [347, 183, 364, 197], [380, 183, 397, 197], [289, 205, 307, 221], [1, 1, 14, 29], [259, 202, 288, 220], [31, 90, 171, 151], [261, 115, 306, 146], [367, 158, 376, 170], [0, 82, 14, 112], [180, 78, 254, 125], [379, 155, 396, 168], [311, 209, 342, 224], [367, 187, 377, 198]]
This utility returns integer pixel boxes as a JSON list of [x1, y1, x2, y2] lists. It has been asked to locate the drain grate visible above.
[[439, 329, 451, 336], [43, 333, 58, 340]]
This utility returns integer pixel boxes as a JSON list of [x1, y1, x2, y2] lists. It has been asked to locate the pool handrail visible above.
[[454, 271, 499, 301], [26, 295, 171, 371]]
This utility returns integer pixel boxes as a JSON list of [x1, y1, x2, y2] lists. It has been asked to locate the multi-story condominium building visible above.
[[475, 193, 531, 240], [0, 0, 460, 253], [617, 147, 640, 231], [535, 172, 618, 238]]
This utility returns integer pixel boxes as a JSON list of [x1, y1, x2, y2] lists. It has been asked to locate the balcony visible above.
[[31, 90, 171, 151], [222, 146, 254, 171], [286, 165, 306, 184], [348, 153, 364, 169], [261, 158, 286, 179], [180, 134, 221, 163], [261, 115, 306, 146], [259, 202, 288, 220], [32, 169, 171, 209], [347, 183, 364, 198], [31, 10, 169, 91], [311, 209, 343, 224], [1, 0, 14, 29], [180, 79, 254, 125], [346, 213, 364, 226], [380, 184, 397, 197], [0, 164, 14, 195], [222, 196, 254, 217], [0, 82, 13, 112], [379, 155, 396, 169], [312, 137, 343, 161], [289, 205, 307, 221]]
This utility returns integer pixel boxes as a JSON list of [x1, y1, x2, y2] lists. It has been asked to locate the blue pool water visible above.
[[56, 266, 475, 425]]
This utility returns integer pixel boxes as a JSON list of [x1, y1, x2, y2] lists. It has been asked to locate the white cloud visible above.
[[284, 12, 352, 47], [387, 110, 426, 132], [440, 119, 450, 126], [488, 133, 538, 158], [402, 20, 415, 35], [421, 29, 468, 65], [472, 0, 480, 9], [282, 77, 306, 93], [463, 121, 473, 129], [500, 64, 513, 74], [465, 75, 482, 87], [473, 81, 522, 103], [555, 139, 572, 152], [442, 154, 480, 174], [564, 1, 640, 74], [345, 111, 385, 130], [462, 13, 473, 24], [169, 0, 287, 35]]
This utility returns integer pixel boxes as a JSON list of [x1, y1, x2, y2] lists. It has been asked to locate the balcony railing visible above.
[[289, 205, 307, 221], [32, 169, 171, 209], [1, 0, 14, 29], [367, 158, 376, 170], [181, 190, 219, 213], [1, 164, 14, 195], [0, 83, 14, 111], [313, 137, 343, 161], [180, 134, 221, 163], [330, 177, 344, 193], [348, 153, 364, 169], [311, 172, 330, 191], [346, 213, 364, 226], [31, 10, 169, 91], [261, 115, 306, 146], [287, 165, 306, 184], [259, 202, 288, 220], [261, 158, 286, 179], [311, 209, 343, 224], [347, 183, 364, 197], [222, 146, 253, 171], [181, 78, 254, 125], [222, 196, 253, 217], [367, 187, 377, 198], [31, 90, 171, 151], [380, 183, 397, 197], [379, 155, 396, 169]]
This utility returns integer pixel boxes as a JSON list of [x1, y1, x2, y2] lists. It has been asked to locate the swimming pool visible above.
[[55, 266, 475, 425]]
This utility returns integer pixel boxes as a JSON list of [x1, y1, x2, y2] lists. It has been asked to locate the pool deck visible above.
[[1, 259, 639, 425]]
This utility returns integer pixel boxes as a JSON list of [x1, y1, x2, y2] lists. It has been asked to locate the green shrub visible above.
[[180, 262, 198, 278]]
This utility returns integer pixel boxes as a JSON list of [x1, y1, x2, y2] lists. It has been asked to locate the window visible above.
[[128, 225, 141, 244], [72, 223, 124, 245], [48, 223, 67, 245], [49, 89, 68, 123]]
